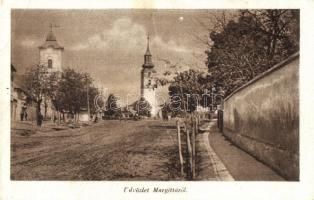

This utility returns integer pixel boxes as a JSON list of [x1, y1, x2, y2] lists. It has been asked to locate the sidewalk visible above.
[[207, 121, 284, 181]]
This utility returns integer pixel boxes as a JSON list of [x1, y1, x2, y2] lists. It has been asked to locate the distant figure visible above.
[[24, 111, 28, 121], [94, 115, 98, 123], [53, 115, 57, 123], [37, 113, 43, 126], [20, 111, 24, 121], [20, 103, 27, 121]]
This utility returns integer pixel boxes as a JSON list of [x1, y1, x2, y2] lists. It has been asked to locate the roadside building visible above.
[[11, 64, 36, 121]]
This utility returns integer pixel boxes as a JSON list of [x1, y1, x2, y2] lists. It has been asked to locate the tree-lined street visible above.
[[10, 9, 299, 182]]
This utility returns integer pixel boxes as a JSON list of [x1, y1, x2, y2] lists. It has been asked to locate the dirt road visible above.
[[11, 120, 181, 180]]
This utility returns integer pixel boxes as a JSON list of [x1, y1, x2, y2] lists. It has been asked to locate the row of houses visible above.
[[11, 64, 37, 122]]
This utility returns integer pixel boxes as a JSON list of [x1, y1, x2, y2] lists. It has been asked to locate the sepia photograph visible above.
[[10, 9, 299, 181]]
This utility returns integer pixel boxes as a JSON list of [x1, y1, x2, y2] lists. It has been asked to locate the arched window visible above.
[[48, 59, 53, 68]]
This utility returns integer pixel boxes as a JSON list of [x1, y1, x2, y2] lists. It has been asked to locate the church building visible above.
[[39, 28, 64, 72], [140, 36, 158, 117], [38, 28, 64, 119]]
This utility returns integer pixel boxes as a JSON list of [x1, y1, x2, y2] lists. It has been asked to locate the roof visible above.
[[46, 31, 57, 41], [39, 31, 64, 50], [11, 64, 17, 72], [13, 74, 27, 91], [142, 63, 155, 68], [141, 67, 156, 72]]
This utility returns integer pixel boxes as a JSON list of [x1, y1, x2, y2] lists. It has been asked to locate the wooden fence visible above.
[[176, 114, 201, 180]]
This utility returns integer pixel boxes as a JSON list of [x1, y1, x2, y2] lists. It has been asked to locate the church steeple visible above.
[[39, 24, 64, 72], [39, 24, 64, 50], [145, 35, 151, 56], [140, 34, 158, 117], [143, 35, 154, 68], [46, 30, 57, 41]]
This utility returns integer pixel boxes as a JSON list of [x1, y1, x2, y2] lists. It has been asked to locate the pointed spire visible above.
[[145, 34, 151, 56], [147, 34, 150, 51], [143, 34, 154, 68]]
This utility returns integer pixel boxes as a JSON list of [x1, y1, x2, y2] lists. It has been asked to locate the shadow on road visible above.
[[148, 125, 177, 130]]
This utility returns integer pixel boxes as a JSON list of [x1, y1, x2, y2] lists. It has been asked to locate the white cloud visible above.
[[69, 17, 147, 52], [152, 36, 192, 53], [20, 39, 37, 47], [67, 16, 202, 77], [70, 43, 89, 51], [68, 17, 192, 55]]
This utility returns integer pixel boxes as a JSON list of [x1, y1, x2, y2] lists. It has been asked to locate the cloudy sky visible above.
[[11, 9, 212, 101]]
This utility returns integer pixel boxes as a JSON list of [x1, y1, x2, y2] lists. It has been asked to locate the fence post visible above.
[[186, 127, 193, 179], [177, 120, 184, 177], [192, 117, 196, 179]]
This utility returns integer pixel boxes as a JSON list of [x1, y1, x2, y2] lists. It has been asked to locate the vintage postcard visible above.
[[1, 0, 314, 200]]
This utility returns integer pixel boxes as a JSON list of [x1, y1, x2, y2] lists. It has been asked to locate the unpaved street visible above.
[[11, 120, 181, 180]]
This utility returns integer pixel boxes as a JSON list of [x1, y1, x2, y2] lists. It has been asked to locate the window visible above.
[[148, 79, 151, 85], [48, 59, 53, 68]]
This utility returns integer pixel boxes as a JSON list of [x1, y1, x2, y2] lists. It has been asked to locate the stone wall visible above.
[[223, 53, 299, 180]]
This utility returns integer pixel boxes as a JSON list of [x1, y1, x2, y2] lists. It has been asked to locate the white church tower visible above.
[[38, 26, 64, 119], [39, 26, 64, 72], [141, 36, 158, 117]]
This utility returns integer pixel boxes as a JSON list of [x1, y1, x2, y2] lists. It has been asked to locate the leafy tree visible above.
[[89, 86, 103, 114], [205, 9, 299, 96], [54, 68, 100, 122], [25, 66, 100, 124], [57, 68, 85, 119], [156, 59, 218, 115], [134, 97, 152, 117], [25, 65, 56, 126], [104, 94, 120, 118], [168, 69, 205, 113]]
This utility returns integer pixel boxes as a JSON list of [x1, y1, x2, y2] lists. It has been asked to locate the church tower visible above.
[[39, 26, 64, 72], [141, 35, 158, 117], [38, 26, 64, 119]]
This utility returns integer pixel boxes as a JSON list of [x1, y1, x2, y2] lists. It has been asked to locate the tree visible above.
[[57, 68, 84, 121], [46, 71, 63, 123], [104, 94, 120, 118], [156, 59, 216, 115], [243, 10, 299, 59], [134, 97, 152, 117], [25, 65, 101, 124], [168, 69, 207, 113], [55, 68, 100, 122], [205, 9, 299, 96], [25, 65, 56, 126], [89, 86, 103, 114]]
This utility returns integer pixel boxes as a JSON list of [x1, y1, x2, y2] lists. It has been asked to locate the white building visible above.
[[140, 36, 158, 117], [39, 30, 64, 72], [38, 29, 64, 119]]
